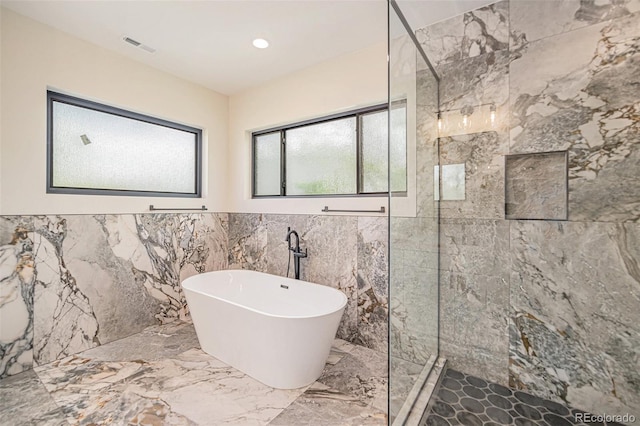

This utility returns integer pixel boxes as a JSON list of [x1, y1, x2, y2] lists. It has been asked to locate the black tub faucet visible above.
[[285, 227, 307, 280]]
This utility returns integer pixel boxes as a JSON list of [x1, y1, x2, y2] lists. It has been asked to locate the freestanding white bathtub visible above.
[[181, 269, 347, 389]]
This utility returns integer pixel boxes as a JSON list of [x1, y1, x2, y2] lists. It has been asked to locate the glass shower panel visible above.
[[388, 1, 440, 423]]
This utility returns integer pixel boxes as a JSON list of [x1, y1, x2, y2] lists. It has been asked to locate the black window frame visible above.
[[252, 102, 407, 198], [46, 90, 203, 198]]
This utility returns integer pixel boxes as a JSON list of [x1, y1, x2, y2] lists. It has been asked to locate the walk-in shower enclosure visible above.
[[388, 0, 640, 422]]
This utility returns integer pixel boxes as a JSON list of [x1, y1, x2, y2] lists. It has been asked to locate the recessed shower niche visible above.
[[505, 151, 568, 221]]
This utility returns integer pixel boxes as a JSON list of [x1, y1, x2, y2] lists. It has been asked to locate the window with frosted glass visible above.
[[286, 117, 357, 195], [360, 103, 407, 193], [253, 132, 281, 196], [47, 91, 201, 197], [251, 103, 405, 197]]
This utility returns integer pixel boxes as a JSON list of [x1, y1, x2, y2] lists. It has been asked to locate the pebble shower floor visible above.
[[420, 369, 628, 426]]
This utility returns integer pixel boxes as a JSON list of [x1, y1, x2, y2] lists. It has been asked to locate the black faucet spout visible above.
[[285, 227, 307, 280], [285, 228, 299, 250]]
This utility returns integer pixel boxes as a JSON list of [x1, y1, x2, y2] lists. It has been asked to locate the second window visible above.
[[252, 103, 406, 197]]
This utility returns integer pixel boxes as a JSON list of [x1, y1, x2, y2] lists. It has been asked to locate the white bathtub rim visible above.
[[181, 270, 348, 320]]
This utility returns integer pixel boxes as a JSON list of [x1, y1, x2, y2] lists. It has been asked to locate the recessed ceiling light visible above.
[[252, 38, 269, 49]]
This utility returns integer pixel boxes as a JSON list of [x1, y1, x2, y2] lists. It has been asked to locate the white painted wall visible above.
[[0, 8, 228, 215], [0, 7, 3, 215], [1, 8, 392, 217], [227, 42, 388, 215]]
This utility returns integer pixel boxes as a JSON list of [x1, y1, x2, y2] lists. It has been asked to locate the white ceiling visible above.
[[1, 0, 496, 95]]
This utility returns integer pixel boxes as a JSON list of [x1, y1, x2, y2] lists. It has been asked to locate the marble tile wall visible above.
[[415, 0, 640, 418], [510, 221, 640, 416], [228, 213, 388, 354], [509, 6, 640, 223], [0, 213, 228, 379]]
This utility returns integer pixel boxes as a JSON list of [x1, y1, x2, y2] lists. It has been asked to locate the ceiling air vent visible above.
[[122, 36, 156, 53], [123, 36, 141, 46]]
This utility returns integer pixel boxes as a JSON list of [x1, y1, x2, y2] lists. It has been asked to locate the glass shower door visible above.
[[388, 1, 440, 422]]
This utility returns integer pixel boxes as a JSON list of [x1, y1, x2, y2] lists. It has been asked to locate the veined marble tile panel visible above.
[[415, 0, 509, 68], [440, 338, 508, 386], [228, 213, 268, 271], [510, 220, 640, 417], [416, 68, 439, 113], [121, 213, 229, 322], [439, 131, 508, 220], [176, 213, 228, 281], [62, 215, 162, 351], [356, 217, 388, 353], [509, 13, 640, 221], [390, 217, 438, 251], [438, 218, 510, 384], [439, 218, 510, 288], [0, 213, 228, 374], [390, 265, 438, 366], [439, 267, 509, 384], [415, 69, 439, 219], [390, 300, 434, 367], [415, 69, 439, 220], [437, 50, 509, 120], [510, 0, 640, 48], [389, 216, 439, 365], [0, 219, 34, 378], [29, 216, 101, 367], [415, 130, 439, 219], [0, 369, 66, 425], [439, 270, 509, 385], [262, 214, 310, 279]]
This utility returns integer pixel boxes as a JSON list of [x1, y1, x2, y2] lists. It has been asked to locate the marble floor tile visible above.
[[390, 356, 425, 419], [0, 369, 66, 426], [35, 349, 303, 425], [0, 322, 388, 425], [318, 344, 388, 413], [268, 382, 387, 426], [76, 320, 200, 362]]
